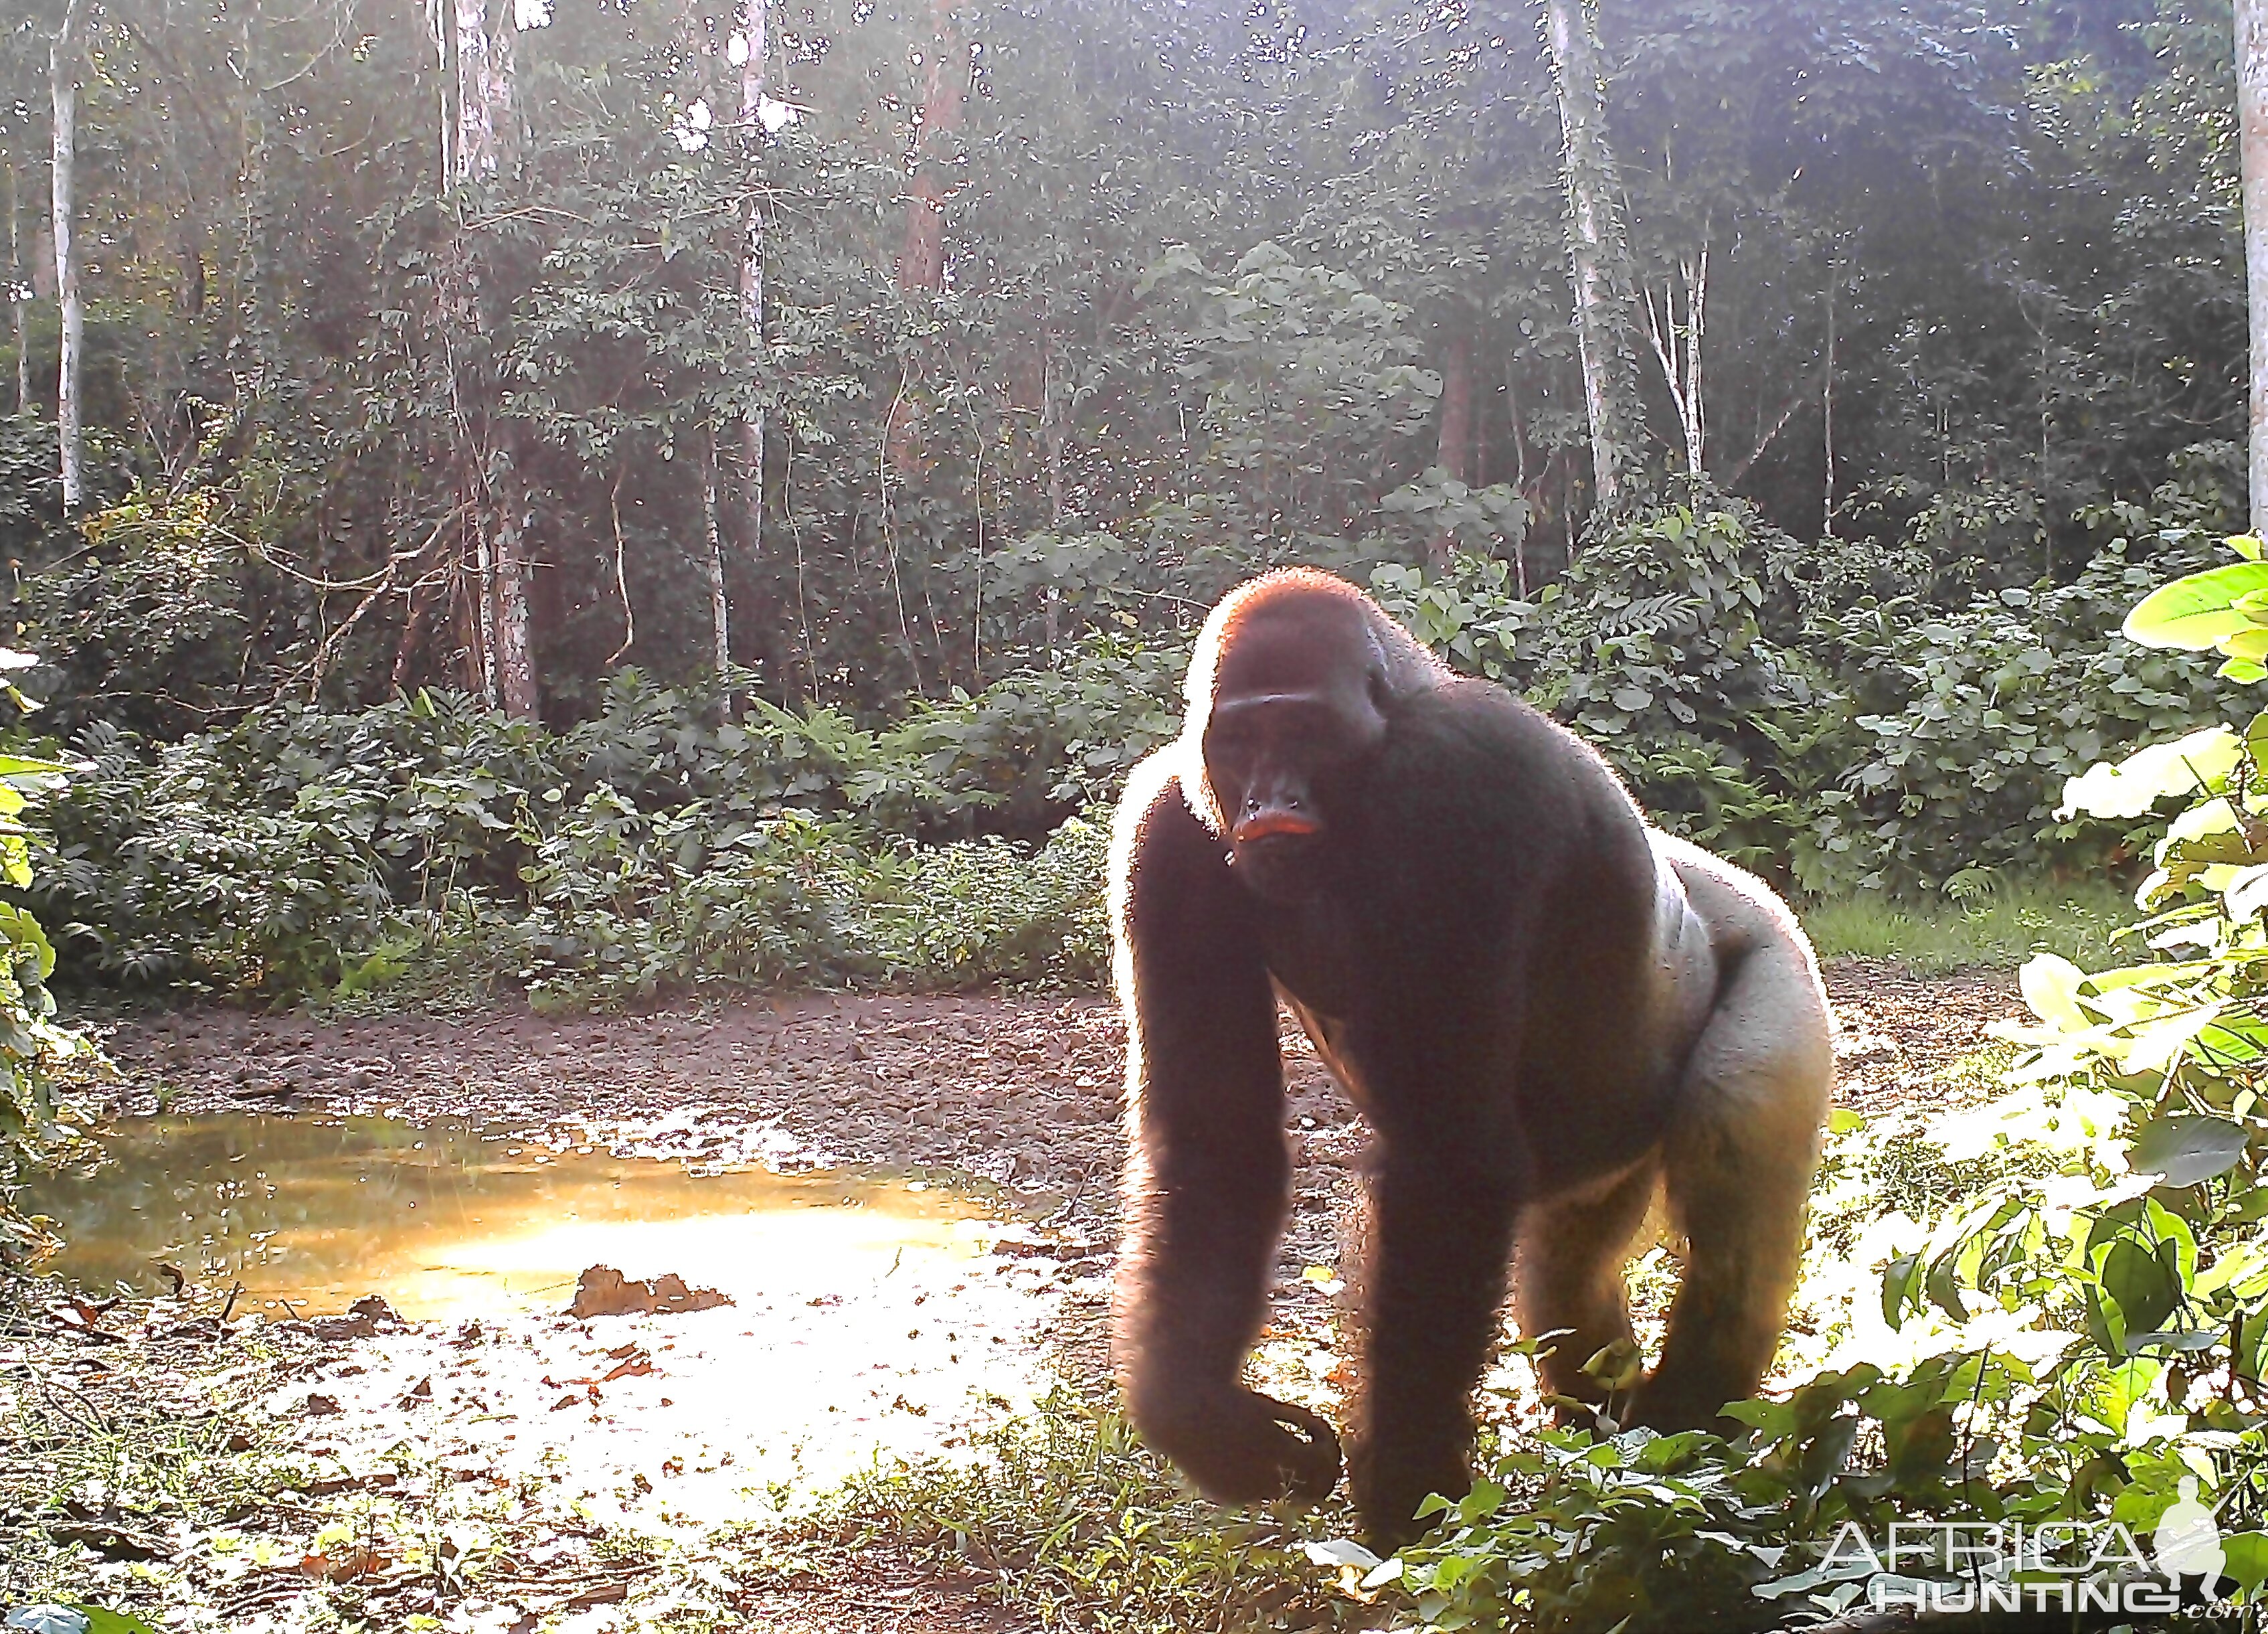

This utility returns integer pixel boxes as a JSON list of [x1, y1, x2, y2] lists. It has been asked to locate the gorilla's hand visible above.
[[1348, 1430, 1470, 1553], [1140, 1388, 1342, 1505]]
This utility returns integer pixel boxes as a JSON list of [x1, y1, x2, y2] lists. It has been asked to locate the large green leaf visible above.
[[2129, 1114, 2251, 1186], [2099, 1238, 2180, 1338], [2057, 726, 2242, 819], [2221, 1533, 2268, 1591], [2124, 560, 2268, 649]]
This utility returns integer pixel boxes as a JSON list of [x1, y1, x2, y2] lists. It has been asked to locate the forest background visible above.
[[0, 0, 2251, 1005]]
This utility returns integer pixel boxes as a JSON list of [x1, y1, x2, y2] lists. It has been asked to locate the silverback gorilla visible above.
[[1109, 568, 1834, 1548]]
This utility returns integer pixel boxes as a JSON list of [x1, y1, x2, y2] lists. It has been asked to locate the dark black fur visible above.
[[1110, 569, 1831, 1548]]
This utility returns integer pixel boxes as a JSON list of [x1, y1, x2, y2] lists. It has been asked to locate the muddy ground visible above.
[[1, 961, 2020, 1633], [97, 957, 2017, 1290]]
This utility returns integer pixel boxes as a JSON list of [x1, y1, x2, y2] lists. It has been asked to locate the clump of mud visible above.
[[568, 1265, 732, 1318]]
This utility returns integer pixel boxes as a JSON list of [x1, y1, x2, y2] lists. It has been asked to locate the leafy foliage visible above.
[[27, 656, 1150, 1005], [0, 655, 89, 1269]]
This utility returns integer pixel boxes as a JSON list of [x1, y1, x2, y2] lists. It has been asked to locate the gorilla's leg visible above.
[[1515, 1159, 1659, 1416], [1348, 1151, 1519, 1548], [1632, 841, 1833, 1431]]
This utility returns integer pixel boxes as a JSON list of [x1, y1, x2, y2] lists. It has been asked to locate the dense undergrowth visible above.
[[3, 462, 2243, 1012]]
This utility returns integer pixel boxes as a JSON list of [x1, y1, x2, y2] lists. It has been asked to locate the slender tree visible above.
[[897, 0, 964, 295], [727, 0, 772, 695], [2243, 0, 2268, 532], [444, 0, 537, 717], [1641, 247, 1707, 479], [8, 165, 27, 416], [50, 0, 88, 507], [1540, 0, 1645, 517], [1431, 337, 1472, 568]]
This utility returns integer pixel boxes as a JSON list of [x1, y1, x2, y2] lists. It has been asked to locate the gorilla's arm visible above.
[[1110, 756, 1340, 1503], [1351, 1151, 1519, 1544]]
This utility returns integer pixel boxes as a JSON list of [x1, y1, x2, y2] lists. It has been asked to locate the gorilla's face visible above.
[[1199, 596, 1387, 904]]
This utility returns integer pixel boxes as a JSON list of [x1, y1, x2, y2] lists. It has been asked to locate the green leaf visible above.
[[2124, 560, 2268, 649], [69, 1612, 164, 1634], [2219, 1532, 2268, 1590], [1924, 1254, 1968, 1323], [2057, 726, 2242, 819], [2100, 1238, 2180, 1337], [2129, 1114, 2251, 1186], [1881, 1253, 1921, 1331]]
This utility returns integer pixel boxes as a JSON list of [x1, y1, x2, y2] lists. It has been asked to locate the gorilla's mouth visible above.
[[1232, 812, 1320, 843]]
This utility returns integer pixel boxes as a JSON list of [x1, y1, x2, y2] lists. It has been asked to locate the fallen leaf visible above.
[[300, 1546, 389, 1582]]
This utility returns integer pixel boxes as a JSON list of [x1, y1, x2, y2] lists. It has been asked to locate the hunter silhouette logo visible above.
[[2152, 1475, 2226, 1589]]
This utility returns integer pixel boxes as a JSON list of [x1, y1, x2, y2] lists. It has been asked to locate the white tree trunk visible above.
[[1641, 248, 1707, 478], [456, 0, 515, 178], [1541, 0, 1644, 517], [733, 0, 770, 653], [2243, 0, 2268, 533], [51, 0, 88, 509], [9, 165, 28, 416], [446, 0, 537, 716]]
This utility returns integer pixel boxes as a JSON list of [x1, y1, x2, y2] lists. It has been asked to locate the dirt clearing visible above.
[[0, 962, 2020, 1629]]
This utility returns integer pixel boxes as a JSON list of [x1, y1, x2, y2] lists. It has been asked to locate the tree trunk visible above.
[[455, 0, 515, 179], [1436, 340, 1472, 485], [1429, 339, 1473, 568], [2243, 0, 2268, 532], [702, 433, 731, 712], [735, 0, 769, 618], [446, 0, 537, 717], [1541, 0, 1645, 518], [9, 165, 27, 416], [1641, 248, 1708, 479], [897, 0, 964, 294], [1041, 328, 1066, 656], [51, 0, 89, 509], [491, 470, 538, 718], [1823, 251, 1838, 532]]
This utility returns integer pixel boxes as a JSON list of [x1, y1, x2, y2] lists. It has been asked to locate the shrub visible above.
[[0, 655, 92, 1268], [25, 653, 1143, 1004], [1376, 503, 1858, 890], [1833, 533, 2227, 888]]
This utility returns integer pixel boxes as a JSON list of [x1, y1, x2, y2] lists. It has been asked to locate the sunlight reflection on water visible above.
[[26, 1113, 1083, 1534], [26, 1113, 1019, 1321]]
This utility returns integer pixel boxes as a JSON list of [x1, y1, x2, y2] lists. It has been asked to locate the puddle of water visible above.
[[25, 1113, 1013, 1322]]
